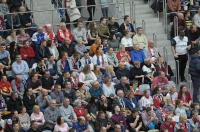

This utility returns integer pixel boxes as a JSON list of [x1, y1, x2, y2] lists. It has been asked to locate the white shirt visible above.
[[139, 96, 153, 109], [121, 37, 133, 47], [102, 82, 116, 97], [173, 36, 188, 55]]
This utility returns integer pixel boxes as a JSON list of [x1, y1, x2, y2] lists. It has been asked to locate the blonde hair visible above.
[[33, 105, 40, 112]]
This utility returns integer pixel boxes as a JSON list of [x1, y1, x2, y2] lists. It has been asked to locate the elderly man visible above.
[[114, 76, 130, 94], [144, 40, 160, 62], [89, 81, 103, 98], [44, 99, 60, 130], [133, 27, 148, 49], [130, 44, 145, 64], [59, 98, 77, 127]]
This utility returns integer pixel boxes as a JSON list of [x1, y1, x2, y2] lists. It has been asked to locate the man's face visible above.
[[78, 22, 83, 28], [102, 19, 107, 25], [50, 101, 57, 109], [63, 99, 70, 107], [16, 55, 22, 62], [65, 82, 72, 89], [138, 29, 143, 34], [93, 82, 99, 89], [0, 45, 6, 51], [125, 17, 130, 23], [109, 48, 113, 54]]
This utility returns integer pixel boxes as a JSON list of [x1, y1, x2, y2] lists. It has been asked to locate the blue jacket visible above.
[[189, 55, 200, 78], [130, 49, 145, 63], [124, 97, 139, 111], [89, 87, 103, 98]]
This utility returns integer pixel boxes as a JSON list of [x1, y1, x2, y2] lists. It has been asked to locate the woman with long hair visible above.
[[54, 116, 69, 132], [178, 85, 192, 109]]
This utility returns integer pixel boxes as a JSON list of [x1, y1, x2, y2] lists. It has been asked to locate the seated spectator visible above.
[[139, 90, 153, 110], [115, 76, 130, 95], [11, 75, 25, 99], [58, 39, 75, 57], [93, 65, 103, 84], [0, 93, 7, 112], [59, 98, 77, 127], [126, 108, 146, 132], [104, 65, 117, 80], [73, 99, 87, 118], [141, 107, 158, 130], [75, 82, 91, 101], [34, 59, 46, 75], [72, 116, 89, 131], [116, 45, 131, 64], [160, 115, 176, 132], [155, 57, 169, 77], [47, 40, 59, 60], [0, 43, 11, 70], [89, 81, 103, 98], [130, 61, 145, 85], [70, 53, 81, 71], [178, 85, 192, 109], [9, 41, 19, 63], [115, 62, 130, 79], [121, 31, 133, 49], [27, 73, 42, 94], [142, 58, 155, 82], [166, 86, 178, 106], [30, 105, 45, 127], [102, 76, 115, 97], [87, 21, 98, 45], [36, 39, 51, 60], [92, 47, 108, 69], [113, 90, 127, 108], [43, 24, 56, 43], [175, 115, 190, 131], [167, 0, 181, 12], [133, 27, 148, 49], [119, 15, 135, 36], [144, 40, 160, 62], [23, 88, 36, 115], [89, 37, 101, 56], [57, 52, 73, 75], [175, 99, 187, 117], [95, 111, 111, 131], [62, 81, 76, 103], [35, 89, 51, 111], [0, 0, 9, 15], [54, 116, 69, 132], [80, 50, 93, 70], [130, 44, 145, 63], [75, 40, 87, 56], [6, 30, 17, 45], [11, 122, 25, 132], [79, 64, 97, 86], [31, 27, 48, 49], [73, 20, 88, 45], [18, 6, 33, 28], [27, 120, 41, 132], [7, 92, 22, 112], [98, 17, 110, 40], [56, 71, 72, 87], [17, 28, 30, 46], [18, 106, 30, 131], [108, 16, 121, 39], [111, 105, 126, 126], [6, 8, 21, 29], [50, 84, 64, 104], [46, 55, 58, 77], [152, 71, 169, 91], [44, 99, 60, 130], [152, 87, 163, 109], [106, 47, 119, 68], [125, 92, 139, 111], [41, 70, 54, 90], [57, 22, 73, 44], [0, 75, 12, 97]]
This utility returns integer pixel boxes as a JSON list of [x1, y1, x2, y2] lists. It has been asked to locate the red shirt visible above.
[[0, 81, 11, 94], [178, 93, 192, 104], [57, 29, 73, 43], [153, 94, 163, 108], [74, 106, 86, 118], [160, 121, 176, 132], [19, 46, 35, 60]]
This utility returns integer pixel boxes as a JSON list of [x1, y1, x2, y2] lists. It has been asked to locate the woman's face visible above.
[[182, 86, 187, 93], [100, 113, 106, 119], [34, 107, 40, 114], [22, 107, 26, 113]]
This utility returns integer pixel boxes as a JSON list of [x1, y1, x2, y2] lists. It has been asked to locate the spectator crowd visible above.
[[0, 0, 198, 132]]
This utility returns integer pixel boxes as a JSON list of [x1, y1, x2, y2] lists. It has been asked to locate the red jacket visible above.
[[57, 29, 73, 43], [19, 46, 35, 60]]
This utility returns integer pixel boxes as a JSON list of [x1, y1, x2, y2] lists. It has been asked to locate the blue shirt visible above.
[[89, 87, 103, 98], [72, 122, 88, 132], [130, 49, 145, 63]]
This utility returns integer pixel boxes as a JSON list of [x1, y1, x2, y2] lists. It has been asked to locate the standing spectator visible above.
[[100, 0, 109, 18], [167, 0, 181, 12], [120, 15, 135, 36], [171, 29, 191, 82], [87, 0, 96, 21], [44, 100, 60, 130], [189, 50, 200, 103], [133, 27, 148, 49], [11, 54, 29, 80]]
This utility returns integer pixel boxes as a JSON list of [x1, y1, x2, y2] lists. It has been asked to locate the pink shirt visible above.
[[30, 112, 45, 126], [54, 123, 69, 132]]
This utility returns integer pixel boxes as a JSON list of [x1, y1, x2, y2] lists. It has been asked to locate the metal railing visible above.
[[142, 20, 146, 33], [173, 16, 179, 36], [1, 1, 135, 33]]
